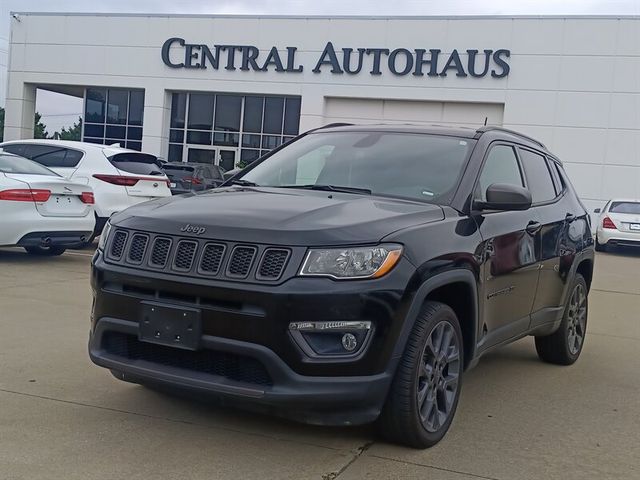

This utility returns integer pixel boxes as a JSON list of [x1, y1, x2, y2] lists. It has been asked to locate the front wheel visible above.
[[24, 246, 66, 256], [535, 273, 588, 365], [377, 301, 463, 448]]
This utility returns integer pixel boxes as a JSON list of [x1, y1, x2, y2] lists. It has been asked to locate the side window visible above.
[[2, 144, 27, 157], [211, 166, 223, 180], [547, 159, 564, 195], [201, 167, 212, 179], [477, 145, 524, 201], [519, 149, 557, 203], [24, 145, 83, 168]]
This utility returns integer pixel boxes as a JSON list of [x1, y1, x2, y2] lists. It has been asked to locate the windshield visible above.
[[240, 131, 475, 203], [0, 154, 60, 176], [108, 152, 165, 176], [610, 202, 640, 214]]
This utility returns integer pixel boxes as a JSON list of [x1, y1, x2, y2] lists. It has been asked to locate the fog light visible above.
[[341, 333, 357, 352], [288, 321, 372, 357]]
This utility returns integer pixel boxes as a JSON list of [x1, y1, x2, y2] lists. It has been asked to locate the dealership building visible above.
[[4, 13, 640, 211]]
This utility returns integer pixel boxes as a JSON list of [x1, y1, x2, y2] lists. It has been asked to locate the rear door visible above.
[[107, 152, 170, 198], [518, 148, 568, 319], [474, 143, 541, 349]]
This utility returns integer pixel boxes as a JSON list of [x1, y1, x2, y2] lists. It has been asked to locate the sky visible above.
[[2, 0, 639, 133]]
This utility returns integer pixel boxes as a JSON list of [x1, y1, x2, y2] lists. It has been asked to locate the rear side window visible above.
[[548, 160, 565, 195], [24, 145, 83, 168], [109, 152, 164, 176], [477, 145, 524, 201], [211, 166, 223, 180], [609, 202, 640, 214], [519, 148, 557, 203], [2, 144, 27, 156]]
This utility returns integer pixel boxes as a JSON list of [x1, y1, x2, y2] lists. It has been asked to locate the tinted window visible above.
[[2, 144, 26, 156], [188, 94, 214, 130], [128, 91, 144, 126], [520, 149, 557, 203], [242, 132, 475, 204], [477, 145, 524, 201], [85, 88, 106, 123], [548, 159, 563, 195], [215, 95, 241, 132], [24, 145, 83, 168], [283, 97, 301, 136], [243, 96, 263, 133], [263, 97, 284, 134], [171, 93, 187, 128], [109, 152, 164, 175], [0, 154, 59, 176], [211, 166, 223, 180], [609, 202, 640, 214], [107, 90, 128, 124]]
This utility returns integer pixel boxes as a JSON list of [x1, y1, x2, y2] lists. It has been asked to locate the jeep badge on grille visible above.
[[180, 224, 206, 235]]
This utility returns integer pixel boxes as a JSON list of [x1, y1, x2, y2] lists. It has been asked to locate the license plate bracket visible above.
[[630, 223, 640, 231], [139, 301, 202, 351]]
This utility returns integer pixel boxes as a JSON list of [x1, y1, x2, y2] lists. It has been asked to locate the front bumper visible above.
[[89, 252, 417, 424]]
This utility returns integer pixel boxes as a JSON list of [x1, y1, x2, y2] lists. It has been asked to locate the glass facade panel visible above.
[[215, 95, 242, 132], [85, 88, 106, 123], [83, 88, 145, 151], [263, 97, 284, 134], [107, 89, 128, 124], [128, 90, 144, 126], [188, 94, 214, 130], [168, 92, 301, 169]]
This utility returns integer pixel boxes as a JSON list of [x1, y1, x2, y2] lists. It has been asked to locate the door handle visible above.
[[526, 221, 542, 234], [565, 213, 576, 223]]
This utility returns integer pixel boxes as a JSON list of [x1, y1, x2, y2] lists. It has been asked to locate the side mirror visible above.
[[593, 208, 601, 214], [475, 183, 532, 211]]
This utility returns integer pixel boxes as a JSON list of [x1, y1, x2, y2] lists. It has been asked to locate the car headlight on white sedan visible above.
[[97, 220, 112, 252], [299, 244, 403, 279]]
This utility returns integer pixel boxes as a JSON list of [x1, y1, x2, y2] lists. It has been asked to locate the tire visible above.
[[24, 246, 66, 256], [595, 236, 606, 252], [535, 273, 588, 365], [377, 301, 463, 448]]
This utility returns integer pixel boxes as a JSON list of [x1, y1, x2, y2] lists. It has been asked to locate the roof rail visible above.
[[474, 126, 546, 149]]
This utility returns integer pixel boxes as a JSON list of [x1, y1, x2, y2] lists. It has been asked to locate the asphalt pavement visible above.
[[1, 247, 639, 479]]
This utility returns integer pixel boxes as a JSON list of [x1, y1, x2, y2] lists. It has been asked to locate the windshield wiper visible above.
[[229, 179, 260, 187], [276, 184, 372, 195]]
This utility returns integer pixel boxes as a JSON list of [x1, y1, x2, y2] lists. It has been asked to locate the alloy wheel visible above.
[[416, 321, 461, 433], [567, 283, 587, 355]]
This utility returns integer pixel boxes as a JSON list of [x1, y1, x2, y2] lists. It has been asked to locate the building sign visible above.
[[161, 38, 510, 78]]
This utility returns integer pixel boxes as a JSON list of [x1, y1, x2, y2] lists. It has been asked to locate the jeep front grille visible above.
[[105, 228, 291, 283]]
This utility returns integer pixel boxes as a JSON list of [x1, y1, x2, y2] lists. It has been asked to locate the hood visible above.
[[112, 187, 444, 245]]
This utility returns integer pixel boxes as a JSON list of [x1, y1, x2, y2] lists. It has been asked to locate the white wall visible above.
[[5, 14, 640, 210]]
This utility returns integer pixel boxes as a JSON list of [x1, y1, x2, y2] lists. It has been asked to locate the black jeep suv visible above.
[[89, 124, 594, 448]]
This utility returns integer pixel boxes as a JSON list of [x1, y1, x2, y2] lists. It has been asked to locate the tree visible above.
[[52, 117, 82, 141], [34, 112, 49, 139]]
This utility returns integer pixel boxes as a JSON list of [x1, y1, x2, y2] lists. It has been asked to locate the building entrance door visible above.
[[185, 146, 237, 171]]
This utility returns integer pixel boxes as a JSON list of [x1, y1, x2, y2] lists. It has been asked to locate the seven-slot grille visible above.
[[106, 229, 289, 282]]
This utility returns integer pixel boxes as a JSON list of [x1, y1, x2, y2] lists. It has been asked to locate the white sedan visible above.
[[0, 153, 96, 256], [594, 199, 640, 251]]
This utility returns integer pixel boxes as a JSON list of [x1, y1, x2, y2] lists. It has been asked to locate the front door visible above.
[[474, 143, 541, 351], [185, 146, 237, 171]]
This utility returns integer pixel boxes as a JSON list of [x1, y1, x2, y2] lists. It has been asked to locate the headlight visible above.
[[299, 244, 403, 279], [97, 221, 112, 252]]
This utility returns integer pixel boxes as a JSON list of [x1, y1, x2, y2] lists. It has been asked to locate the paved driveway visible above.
[[1, 248, 638, 479]]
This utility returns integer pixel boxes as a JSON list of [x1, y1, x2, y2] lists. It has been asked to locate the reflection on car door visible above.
[[474, 144, 541, 351]]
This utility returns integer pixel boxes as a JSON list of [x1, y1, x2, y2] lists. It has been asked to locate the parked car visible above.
[[594, 199, 640, 251], [0, 152, 95, 255], [162, 162, 225, 194], [0, 140, 171, 241], [89, 124, 594, 448], [222, 166, 243, 181]]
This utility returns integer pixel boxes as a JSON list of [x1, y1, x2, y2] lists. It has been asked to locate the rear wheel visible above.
[[24, 246, 66, 256], [377, 301, 463, 448], [535, 273, 588, 365]]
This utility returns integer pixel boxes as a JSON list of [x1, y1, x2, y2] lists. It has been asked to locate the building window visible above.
[[168, 92, 301, 168], [82, 88, 145, 151]]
